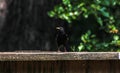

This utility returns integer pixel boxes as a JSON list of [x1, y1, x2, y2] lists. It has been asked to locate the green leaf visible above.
[[78, 43, 84, 51], [99, 7, 110, 17], [97, 17, 103, 26], [95, 0, 101, 4], [113, 35, 119, 41], [77, 2, 85, 8], [103, 0, 110, 6], [81, 7, 87, 13], [83, 13, 88, 18], [100, 7, 106, 12], [62, 0, 70, 5], [102, 11, 110, 17], [47, 11, 55, 17], [58, 7, 64, 13], [87, 45, 92, 50], [72, 15, 77, 19], [74, 11, 79, 16], [81, 35, 86, 43], [69, 12, 74, 16]]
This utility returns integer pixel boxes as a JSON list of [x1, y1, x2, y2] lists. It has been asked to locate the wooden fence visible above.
[[0, 52, 120, 73]]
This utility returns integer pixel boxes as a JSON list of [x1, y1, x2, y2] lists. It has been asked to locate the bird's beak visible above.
[[56, 27, 60, 29]]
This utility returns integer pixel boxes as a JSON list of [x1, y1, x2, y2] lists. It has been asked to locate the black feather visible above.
[[56, 27, 69, 52]]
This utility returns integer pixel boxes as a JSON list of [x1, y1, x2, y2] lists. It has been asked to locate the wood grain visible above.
[[0, 60, 119, 73], [0, 52, 118, 61]]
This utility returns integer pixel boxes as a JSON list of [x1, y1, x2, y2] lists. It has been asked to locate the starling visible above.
[[56, 27, 69, 52]]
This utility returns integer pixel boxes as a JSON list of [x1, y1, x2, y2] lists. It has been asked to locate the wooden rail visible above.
[[0, 52, 119, 61], [0, 52, 120, 73]]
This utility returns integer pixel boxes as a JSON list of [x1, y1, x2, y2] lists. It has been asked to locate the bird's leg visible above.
[[57, 46, 61, 52], [57, 48, 61, 52], [58, 50, 61, 52], [64, 47, 67, 52]]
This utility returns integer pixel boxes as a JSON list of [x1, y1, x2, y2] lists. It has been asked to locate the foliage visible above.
[[48, 0, 120, 51]]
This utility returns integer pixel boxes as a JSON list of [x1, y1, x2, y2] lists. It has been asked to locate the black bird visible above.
[[56, 27, 69, 52]]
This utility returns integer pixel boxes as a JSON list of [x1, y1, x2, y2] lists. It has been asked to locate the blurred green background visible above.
[[48, 0, 120, 52]]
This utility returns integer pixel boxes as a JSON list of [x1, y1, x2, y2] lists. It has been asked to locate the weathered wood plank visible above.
[[0, 52, 118, 61], [113, 60, 120, 73], [66, 61, 86, 73], [0, 61, 119, 73], [88, 61, 110, 73]]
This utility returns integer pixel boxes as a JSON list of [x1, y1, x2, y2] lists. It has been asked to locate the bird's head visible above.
[[56, 27, 65, 34], [56, 27, 64, 31]]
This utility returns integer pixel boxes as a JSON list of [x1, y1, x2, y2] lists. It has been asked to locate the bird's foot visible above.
[[57, 50, 61, 52], [64, 48, 67, 52]]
